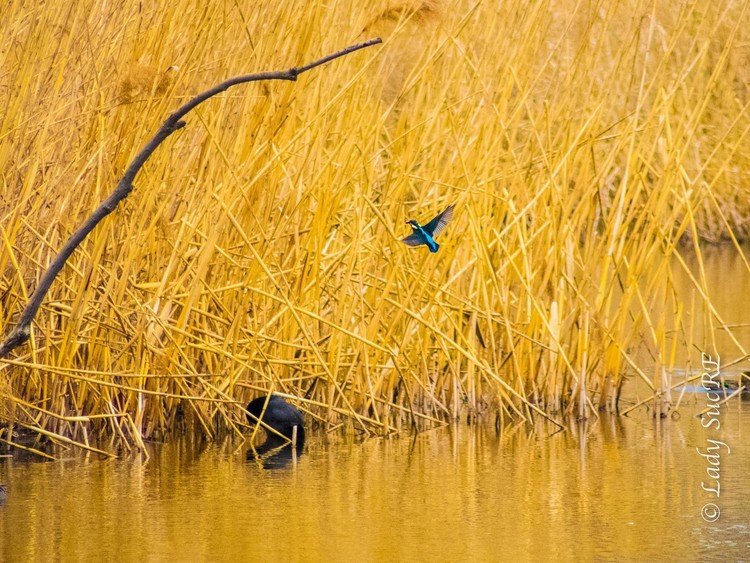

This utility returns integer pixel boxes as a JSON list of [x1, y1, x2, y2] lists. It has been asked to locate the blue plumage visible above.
[[402, 204, 455, 253]]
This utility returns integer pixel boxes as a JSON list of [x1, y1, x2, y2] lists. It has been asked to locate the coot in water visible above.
[[246, 394, 305, 465]]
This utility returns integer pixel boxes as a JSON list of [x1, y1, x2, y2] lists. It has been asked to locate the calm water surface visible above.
[[1, 248, 749, 562], [1, 409, 749, 561]]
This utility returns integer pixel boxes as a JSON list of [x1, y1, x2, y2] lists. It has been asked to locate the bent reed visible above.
[[1, 0, 748, 454]]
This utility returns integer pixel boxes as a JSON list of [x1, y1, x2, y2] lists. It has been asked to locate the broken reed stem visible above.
[[0, 37, 382, 360]]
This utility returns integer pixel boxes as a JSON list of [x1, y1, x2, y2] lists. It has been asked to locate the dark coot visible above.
[[246, 394, 305, 452]]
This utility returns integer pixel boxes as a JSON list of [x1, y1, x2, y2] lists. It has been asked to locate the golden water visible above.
[[1, 408, 749, 561]]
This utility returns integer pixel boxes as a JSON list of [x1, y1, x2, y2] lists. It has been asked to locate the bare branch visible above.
[[0, 38, 382, 359]]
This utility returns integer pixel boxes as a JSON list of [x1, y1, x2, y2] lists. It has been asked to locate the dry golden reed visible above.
[[0, 0, 748, 453]]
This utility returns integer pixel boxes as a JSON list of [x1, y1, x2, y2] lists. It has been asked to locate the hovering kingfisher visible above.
[[402, 204, 455, 253]]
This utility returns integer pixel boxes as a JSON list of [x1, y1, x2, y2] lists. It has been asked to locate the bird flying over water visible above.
[[402, 204, 455, 253]]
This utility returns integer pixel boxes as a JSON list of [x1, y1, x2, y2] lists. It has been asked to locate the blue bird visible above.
[[402, 204, 455, 253]]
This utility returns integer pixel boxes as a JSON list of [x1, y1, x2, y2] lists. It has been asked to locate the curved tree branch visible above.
[[0, 38, 382, 359]]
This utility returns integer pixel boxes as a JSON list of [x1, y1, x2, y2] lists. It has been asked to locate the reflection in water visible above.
[[667, 245, 750, 368], [246, 444, 300, 470], [1, 407, 748, 560]]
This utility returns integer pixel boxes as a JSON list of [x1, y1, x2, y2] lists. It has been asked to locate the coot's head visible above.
[[246, 394, 305, 450]]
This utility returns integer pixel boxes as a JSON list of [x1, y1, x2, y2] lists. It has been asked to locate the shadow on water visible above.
[[0, 426, 55, 462]]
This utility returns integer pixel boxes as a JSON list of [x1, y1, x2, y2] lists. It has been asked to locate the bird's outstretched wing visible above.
[[402, 233, 425, 246], [422, 204, 455, 238]]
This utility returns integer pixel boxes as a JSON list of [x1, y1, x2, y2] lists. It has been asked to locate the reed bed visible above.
[[1, 0, 749, 453]]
